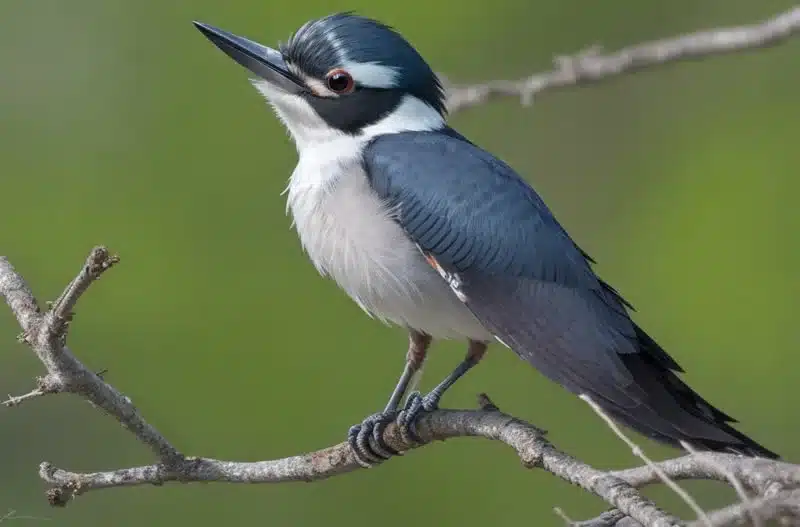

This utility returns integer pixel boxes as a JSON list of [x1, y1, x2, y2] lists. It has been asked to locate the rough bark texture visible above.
[[3, 7, 800, 526], [2, 247, 799, 526], [444, 7, 800, 113]]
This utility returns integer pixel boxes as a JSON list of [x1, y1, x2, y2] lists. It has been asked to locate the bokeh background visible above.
[[1, 0, 798, 525]]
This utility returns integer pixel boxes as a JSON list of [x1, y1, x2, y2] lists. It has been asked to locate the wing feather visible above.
[[362, 129, 776, 457]]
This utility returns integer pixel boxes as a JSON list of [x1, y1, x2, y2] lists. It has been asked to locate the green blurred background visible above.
[[1, 0, 798, 525]]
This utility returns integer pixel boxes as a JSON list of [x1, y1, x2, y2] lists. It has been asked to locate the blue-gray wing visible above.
[[364, 129, 597, 285], [363, 129, 641, 388], [362, 130, 773, 456]]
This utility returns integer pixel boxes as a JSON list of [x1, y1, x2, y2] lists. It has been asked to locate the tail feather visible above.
[[596, 280, 766, 452], [611, 326, 778, 459], [456, 273, 777, 459]]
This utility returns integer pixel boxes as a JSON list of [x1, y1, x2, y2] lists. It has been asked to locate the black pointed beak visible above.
[[193, 21, 305, 94]]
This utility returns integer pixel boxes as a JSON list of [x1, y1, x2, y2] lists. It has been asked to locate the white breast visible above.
[[286, 137, 491, 342]]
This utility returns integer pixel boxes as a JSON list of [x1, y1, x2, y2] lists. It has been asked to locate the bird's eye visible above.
[[325, 69, 355, 94]]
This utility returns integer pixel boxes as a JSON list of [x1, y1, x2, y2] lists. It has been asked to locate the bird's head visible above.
[[194, 13, 446, 147]]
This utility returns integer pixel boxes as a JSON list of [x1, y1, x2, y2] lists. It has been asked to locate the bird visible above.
[[193, 13, 777, 466]]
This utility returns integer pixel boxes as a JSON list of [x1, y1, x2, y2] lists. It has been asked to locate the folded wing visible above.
[[362, 129, 777, 458]]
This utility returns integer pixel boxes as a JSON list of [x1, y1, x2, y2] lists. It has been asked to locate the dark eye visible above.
[[325, 69, 355, 94]]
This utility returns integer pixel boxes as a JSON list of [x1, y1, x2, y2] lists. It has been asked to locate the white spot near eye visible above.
[[342, 61, 399, 89], [304, 77, 331, 97]]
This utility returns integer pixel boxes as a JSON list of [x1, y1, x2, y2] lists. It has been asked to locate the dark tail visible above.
[[609, 322, 779, 459]]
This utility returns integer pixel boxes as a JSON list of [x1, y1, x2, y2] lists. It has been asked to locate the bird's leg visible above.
[[348, 330, 431, 467], [382, 332, 430, 412], [397, 339, 488, 444]]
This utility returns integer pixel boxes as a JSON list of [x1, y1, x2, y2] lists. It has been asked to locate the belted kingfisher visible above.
[[194, 13, 777, 465]]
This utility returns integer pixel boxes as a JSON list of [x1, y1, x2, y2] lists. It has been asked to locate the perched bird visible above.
[[194, 13, 777, 465]]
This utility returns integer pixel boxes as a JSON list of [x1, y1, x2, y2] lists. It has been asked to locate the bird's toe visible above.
[[396, 392, 429, 444], [348, 412, 399, 467]]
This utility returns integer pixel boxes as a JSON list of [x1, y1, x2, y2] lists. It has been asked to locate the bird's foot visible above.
[[396, 390, 440, 445], [347, 411, 400, 468], [348, 391, 441, 467]]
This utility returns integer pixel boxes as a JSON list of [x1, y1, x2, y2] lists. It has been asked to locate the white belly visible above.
[[286, 151, 491, 341]]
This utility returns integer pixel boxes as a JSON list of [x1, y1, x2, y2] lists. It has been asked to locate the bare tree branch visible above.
[[680, 441, 760, 527], [581, 395, 712, 527], [444, 6, 800, 114], [614, 455, 800, 494], [37, 403, 683, 527], [0, 509, 49, 523], [2, 250, 800, 526], [702, 489, 800, 527], [0, 249, 181, 464], [4, 6, 800, 526]]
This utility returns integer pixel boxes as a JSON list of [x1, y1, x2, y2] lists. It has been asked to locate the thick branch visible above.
[[4, 8, 800, 524], [38, 405, 679, 525], [3, 250, 800, 526], [444, 6, 800, 113]]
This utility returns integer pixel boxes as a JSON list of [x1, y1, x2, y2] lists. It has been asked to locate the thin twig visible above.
[[0, 249, 182, 465], [2, 260, 799, 523], [698, 488, 800, 527], [614, 455, 800, 495], [554, 507, 576, 524], [444, 6, 800, 114], [3, 388, 44, 407], [5, 249, 796, 525], [47, 249, 119, 339], [581, 394, 711, 527], [4, 6, 800, 525], [0, 509, 49, 522], [681, 441, 761, 527], [3, 374, 66, 408]]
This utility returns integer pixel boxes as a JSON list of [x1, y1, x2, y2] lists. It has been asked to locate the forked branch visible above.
[[4, 6, 800, 526], [2, 249, 800, 526]]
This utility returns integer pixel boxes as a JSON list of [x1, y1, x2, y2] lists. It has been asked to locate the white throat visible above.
[[281, 92, 444, 237], [253, 87, 487, 340], [251, 81, 444, 152], [259, 90, 446, 205], [282, 93, 484, 339]]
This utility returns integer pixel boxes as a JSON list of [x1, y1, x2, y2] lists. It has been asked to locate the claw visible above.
[[348, 387, 446, 466], [347, 424, 377, 468], [397, 390, 440, 445], [396, 394, 419, 444], [347, 411, 399, 467], [421, 393, 439, 412]]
